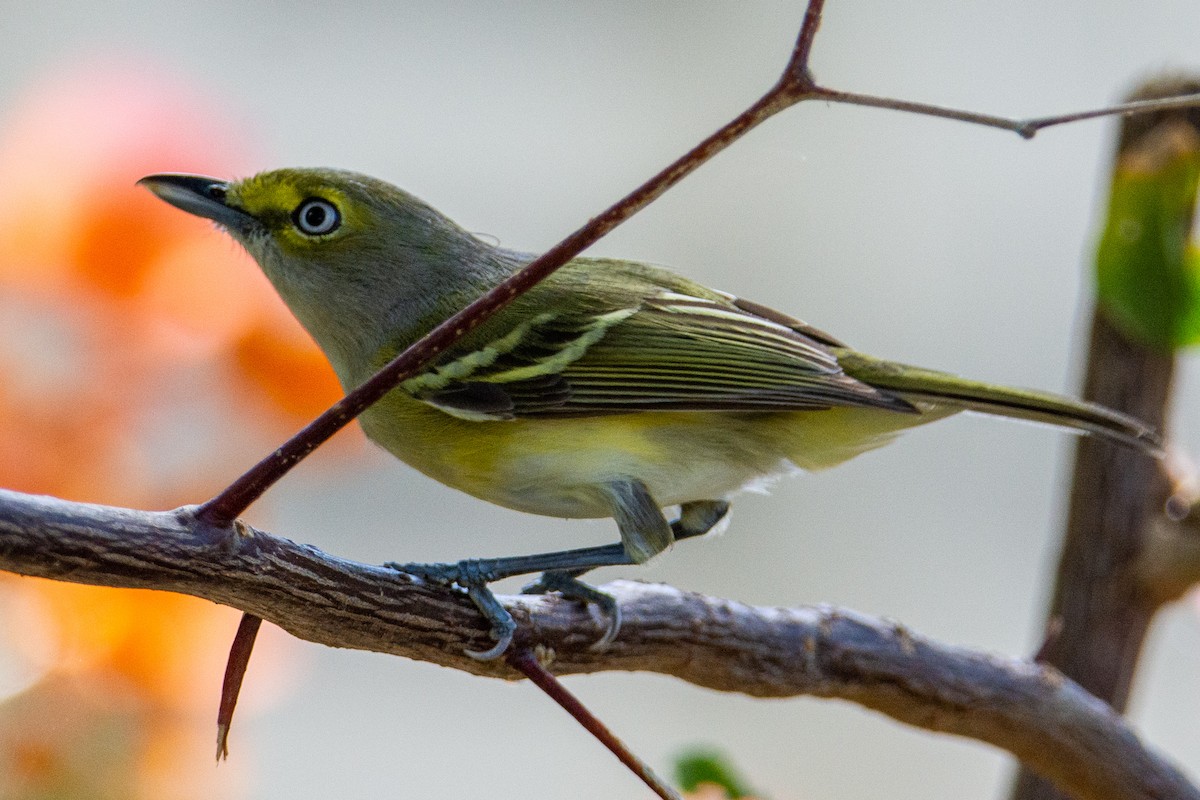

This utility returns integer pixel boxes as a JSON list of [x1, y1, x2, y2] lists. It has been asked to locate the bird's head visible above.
[[140, 167, 512, 384]]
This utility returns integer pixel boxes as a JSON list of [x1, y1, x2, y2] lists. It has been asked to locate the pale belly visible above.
[[360, 391, 949, 519]]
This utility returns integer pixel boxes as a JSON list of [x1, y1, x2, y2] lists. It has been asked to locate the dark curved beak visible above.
[[138, 173, 253, 232]]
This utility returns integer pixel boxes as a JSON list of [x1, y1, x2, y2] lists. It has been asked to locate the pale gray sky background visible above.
[[2, 3, 1199, 799]]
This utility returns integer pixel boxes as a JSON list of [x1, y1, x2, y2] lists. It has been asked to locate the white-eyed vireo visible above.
[[141, 169, 1161, 657]]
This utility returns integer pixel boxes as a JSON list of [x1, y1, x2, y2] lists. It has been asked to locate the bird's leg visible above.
[[388, 484, 730, 659], [607, 477, 675, 563], [673, 499, 731, 541], [523, 496, 731, 649], [513, 478, 667, 649]]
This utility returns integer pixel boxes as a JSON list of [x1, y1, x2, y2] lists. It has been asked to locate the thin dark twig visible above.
[[813, 88, 1200, 139], [811, 87, 1037, 135], [196, 3, 828, 527], [507, 648, 683, 800], [788, 0, 826, 81], [1024, 92, 1200, 136]]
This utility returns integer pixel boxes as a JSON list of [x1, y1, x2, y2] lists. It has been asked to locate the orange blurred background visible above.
[[0, 65, 347, 800]]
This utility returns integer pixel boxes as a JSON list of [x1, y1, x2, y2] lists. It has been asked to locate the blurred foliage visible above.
[[675, 748, 761, 800], [1095, 81, 1200, 350], [0, 64, 354, 799]]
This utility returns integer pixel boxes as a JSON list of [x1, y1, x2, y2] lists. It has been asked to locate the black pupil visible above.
[[304, 204, 328, 229]]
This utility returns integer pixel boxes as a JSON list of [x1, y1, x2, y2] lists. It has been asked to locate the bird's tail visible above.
[[834, 349, 1164, 456]]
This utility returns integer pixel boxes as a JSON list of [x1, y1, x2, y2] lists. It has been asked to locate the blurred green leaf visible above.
[[674, 748, 758, 799], [1096, 113, 1200, 350]]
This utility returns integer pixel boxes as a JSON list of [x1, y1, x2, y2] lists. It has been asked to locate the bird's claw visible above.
[[522, 571, 621, 649], [387, 559, 517, 660], [462, 580, 516, 660]]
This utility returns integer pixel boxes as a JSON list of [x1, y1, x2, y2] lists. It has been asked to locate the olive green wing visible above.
[[401, 273, 913, 420]]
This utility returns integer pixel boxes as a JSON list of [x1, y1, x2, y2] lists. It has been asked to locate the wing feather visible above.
[[406, 274, 913, 420]]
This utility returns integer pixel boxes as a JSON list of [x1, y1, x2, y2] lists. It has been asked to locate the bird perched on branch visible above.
[[142, 168, 1161, 657]]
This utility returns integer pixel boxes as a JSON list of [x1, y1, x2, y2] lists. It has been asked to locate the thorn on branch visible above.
[[216, 612, 263, 761]]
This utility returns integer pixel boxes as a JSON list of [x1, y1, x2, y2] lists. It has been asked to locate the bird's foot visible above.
[[387, 559, 517, 660], [522, 570, 621, 649]]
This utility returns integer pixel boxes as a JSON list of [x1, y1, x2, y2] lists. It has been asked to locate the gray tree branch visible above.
[[0, 486, 1195, 800]]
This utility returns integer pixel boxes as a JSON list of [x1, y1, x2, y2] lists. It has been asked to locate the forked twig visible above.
[[196, 0, 1200, 528]]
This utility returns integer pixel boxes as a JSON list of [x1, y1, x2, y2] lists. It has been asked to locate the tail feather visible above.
[[834, 349, 1164, 456]]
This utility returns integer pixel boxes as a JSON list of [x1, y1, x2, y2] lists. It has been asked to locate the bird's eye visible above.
[[292, 198, 341, 236]]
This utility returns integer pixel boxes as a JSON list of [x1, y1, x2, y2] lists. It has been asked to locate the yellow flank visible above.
[[359, 389, 954, 520]]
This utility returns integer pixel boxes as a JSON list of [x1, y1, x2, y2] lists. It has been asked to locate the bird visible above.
[[140, 168, 1162, 657]]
